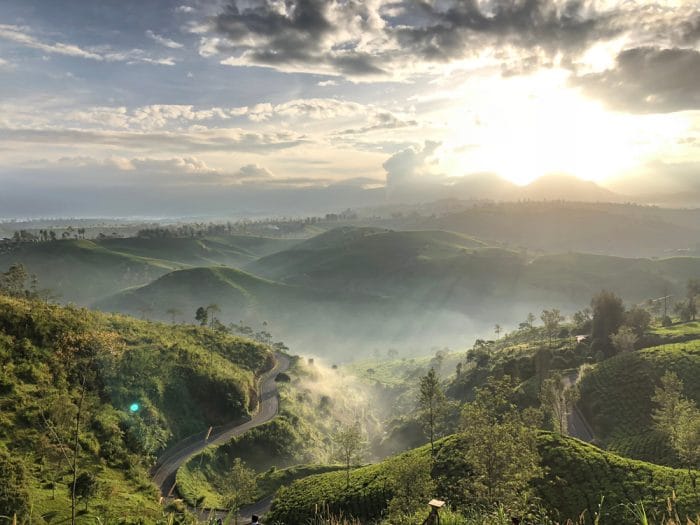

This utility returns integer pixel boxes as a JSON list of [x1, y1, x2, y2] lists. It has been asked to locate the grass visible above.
[[0, 294, 273, 523]]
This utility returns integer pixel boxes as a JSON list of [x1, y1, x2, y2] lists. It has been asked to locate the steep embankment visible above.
[[0, 294, 273, 522], [267, 433, 700, 524], [578, 340, 700, 465]]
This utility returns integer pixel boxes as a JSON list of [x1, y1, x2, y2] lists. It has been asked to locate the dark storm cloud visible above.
[[573, 47, 700, 113], [207, 0, 618, 77], [389, 0, 610, 63], [210, 0, 386, 76]]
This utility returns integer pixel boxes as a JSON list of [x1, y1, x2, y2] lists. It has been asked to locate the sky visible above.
[[1, 0, 699, 217]]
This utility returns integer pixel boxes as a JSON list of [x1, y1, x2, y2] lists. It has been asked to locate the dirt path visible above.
[[150, 353, 291, 516]]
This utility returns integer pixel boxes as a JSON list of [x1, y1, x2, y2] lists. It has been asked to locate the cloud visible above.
[[199, 0, 700, 93], [338, 112, 417, 135], [146, 30, 184, 49], [383, 140, 441, 187], [573, 47, 700, 113], [201, 0, 615, 80], [0, 127, 306, 153], [0, 23, 103, 60], [317, 79, 338, 87], [0, 24, 176, 65], [236, 163, 274, 179], [175, 5, 195, 14]]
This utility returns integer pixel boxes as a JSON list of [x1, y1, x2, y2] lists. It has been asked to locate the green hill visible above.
[[0, 239, 179, 303], [422, 201, 700, 258], [248, 227, 700, 316], [0, 235, 297, 305], [99, 234, 297, 267], [94, 266, 326, 322], [578, 339, 700, 465], [0, 294, 273, 522], [267, 433, 700, 524]]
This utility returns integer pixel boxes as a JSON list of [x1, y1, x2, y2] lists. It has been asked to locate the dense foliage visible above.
[[0, 294, 272, 523]]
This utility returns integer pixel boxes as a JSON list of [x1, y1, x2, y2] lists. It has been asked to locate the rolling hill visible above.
[[91, 227, 700, 353], [0, 293, 273, 522], [267, 432, 700, 524], [578, 339, 700, 465], [0, 235, 297, 304]]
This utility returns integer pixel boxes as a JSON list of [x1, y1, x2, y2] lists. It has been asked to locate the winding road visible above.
[[563, 370, 596, 443], [150, 353, 291, 519]]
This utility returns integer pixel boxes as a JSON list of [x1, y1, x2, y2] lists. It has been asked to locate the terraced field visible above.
[[578, 339, 700, 464], [267, 433, 700, 524]]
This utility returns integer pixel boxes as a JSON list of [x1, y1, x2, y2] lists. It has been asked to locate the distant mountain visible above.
[[449, 173, 519, 200], [386, 173, 624, 204], [520, 174, 620, 202]]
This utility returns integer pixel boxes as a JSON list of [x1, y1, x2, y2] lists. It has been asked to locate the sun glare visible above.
[[441, 69, 671, 186]]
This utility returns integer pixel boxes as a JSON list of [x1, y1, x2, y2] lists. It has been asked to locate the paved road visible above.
[[563, 370, 596, 442], [150, 353, 291, 509]]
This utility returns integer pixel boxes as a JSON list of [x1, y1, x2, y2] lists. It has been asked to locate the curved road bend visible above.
[[151, 353, 291, 499]]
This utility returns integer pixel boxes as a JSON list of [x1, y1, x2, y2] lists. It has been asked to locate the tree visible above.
[[223, 458, 257, 524], [41, 377, 89, 525], [687, 279, 700, 321], [72, 472, 98, 511], [0, 449, 30, 519], [165, 307, 181, 324], [610, 326, 637, 354], [195, 306, 208, 326], [624, 306, 651, 337], [333, 422, 364, 489], [385, 454, 435, 523], [418, 368, 446, 456], [539, 373, 579, 435], [0, 264, 29, 297], [206, 303, 221, 329], [540, 309, 564, 348], [652, 371, 700, 483], [572, 308, 592, 334], [494, 324, 502, 339], [460, 376, 542, 512], [591, 290, 625, 357]]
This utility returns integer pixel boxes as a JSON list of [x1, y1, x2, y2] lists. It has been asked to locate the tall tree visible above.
[[418, 368, 446, 456], [195, 306, 208, 326], [223, 458, 257, 524], [539, 373, 579, 435], [460, 376, 542, 512], [385, 454, 435, 522], [540, 309, 564, 348], [652, 372, 700, 477], [591, 290, 625, 356], [333, 422, 364, 489]]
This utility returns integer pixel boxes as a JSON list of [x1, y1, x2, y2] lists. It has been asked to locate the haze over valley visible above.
[[3, 1, 700, 524]]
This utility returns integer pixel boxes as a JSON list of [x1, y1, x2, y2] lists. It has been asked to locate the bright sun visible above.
[[439, 69, 674, 186]]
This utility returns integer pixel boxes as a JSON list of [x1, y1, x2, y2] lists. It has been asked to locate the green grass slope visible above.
[[0, 235, 298, 305], [94, 266, 314, 322], [578, 340, 700, 465], [0, 239, 180, 303], [0, 294, 273, 523], [99, 234, 297, 267], [267, 433, 700, 525]]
